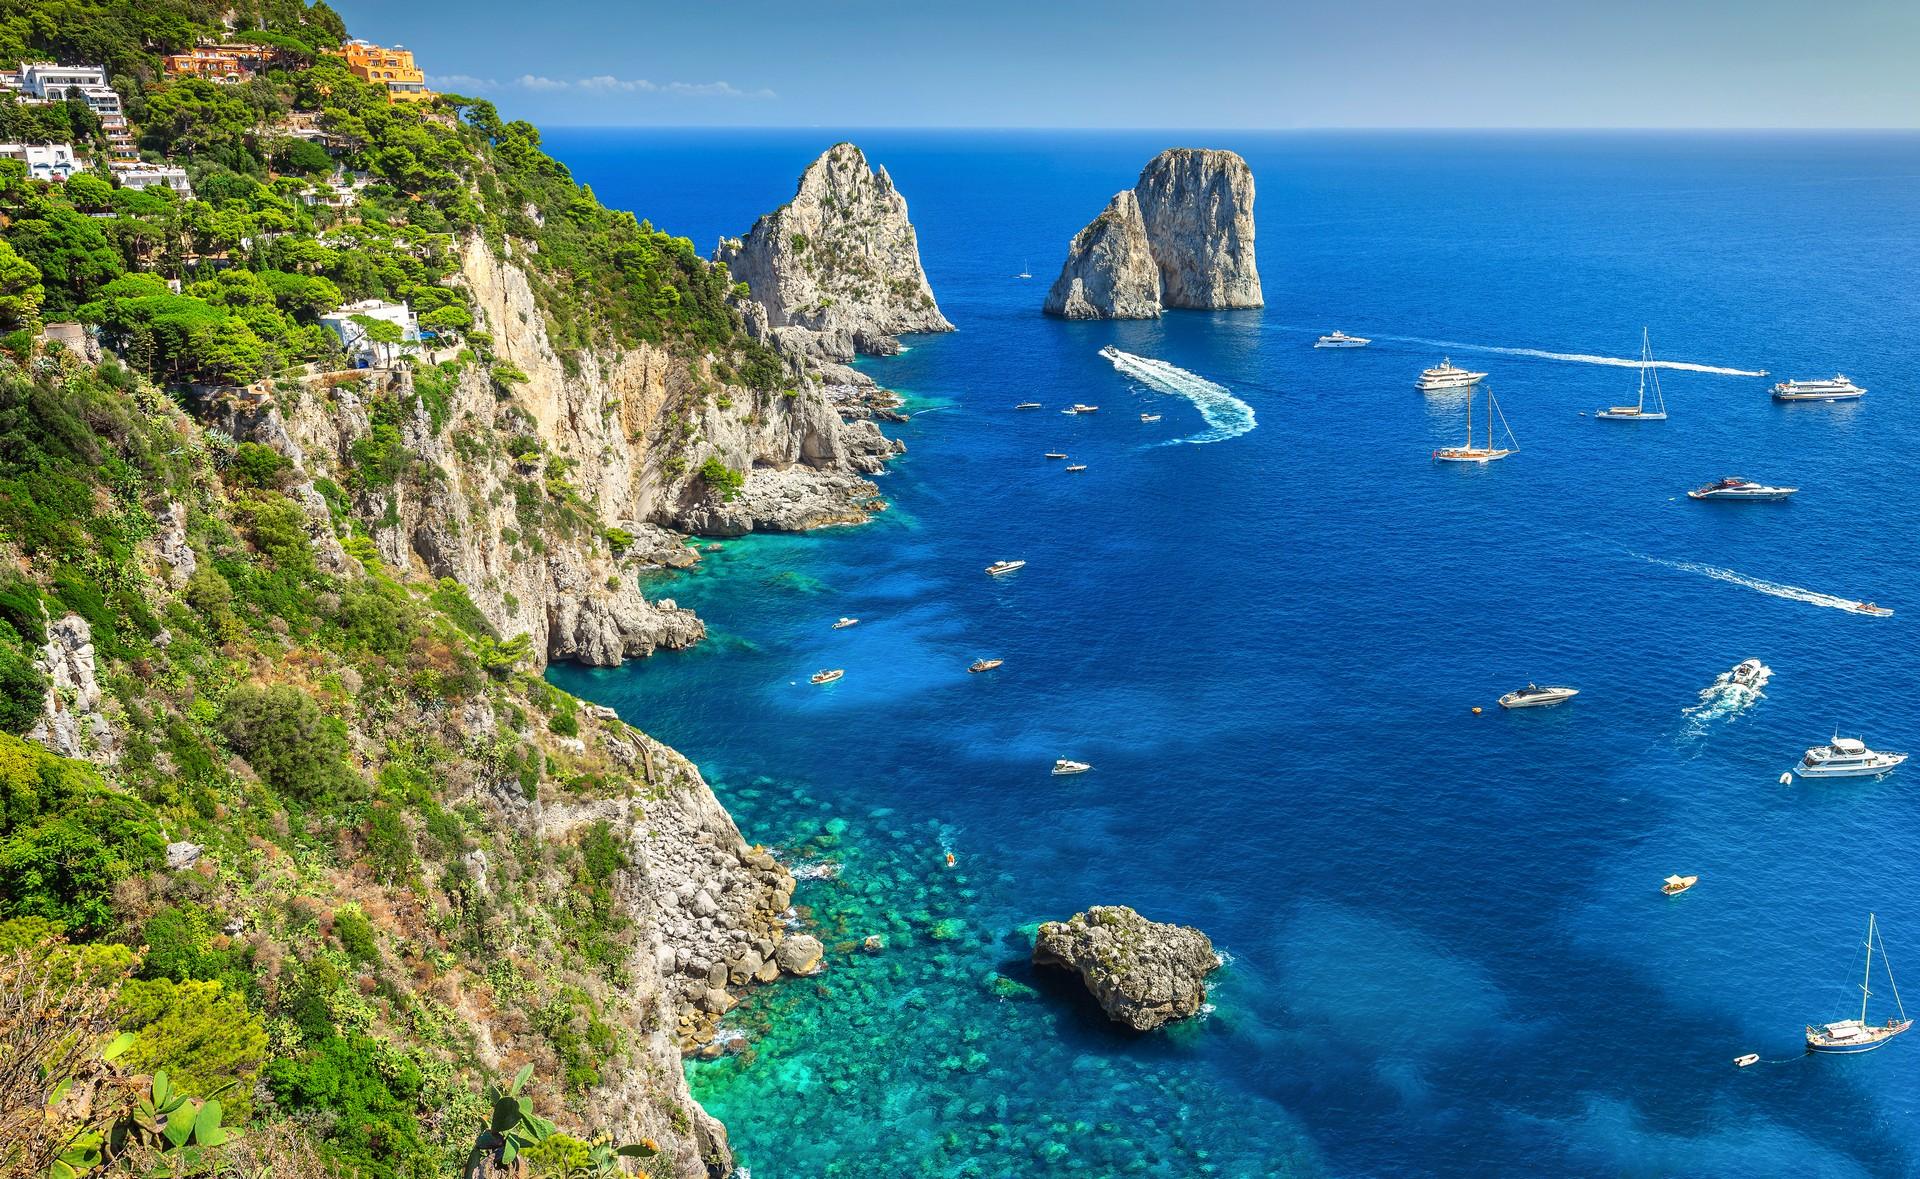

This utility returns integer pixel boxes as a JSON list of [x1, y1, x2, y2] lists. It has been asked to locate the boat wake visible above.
[[1100, 347, 1255, 444], [1681, 662, 1771, 737], [1353, 331, 1765, 377], [1638, 556, 1890, 616]]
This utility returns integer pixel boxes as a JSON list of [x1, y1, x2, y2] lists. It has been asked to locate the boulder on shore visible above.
[[1031, 905, 1219, 1031]]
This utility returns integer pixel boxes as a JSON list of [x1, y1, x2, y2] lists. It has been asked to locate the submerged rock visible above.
[[1044, 148, 1262, 320], [1032, 905, 1218, 1031]]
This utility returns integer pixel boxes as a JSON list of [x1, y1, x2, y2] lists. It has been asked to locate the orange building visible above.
[[163, 48, 249, 84], [331, 39, 436, 103]]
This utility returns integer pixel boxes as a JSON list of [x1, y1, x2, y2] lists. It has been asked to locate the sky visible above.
[[329, 0, 1920, 129]]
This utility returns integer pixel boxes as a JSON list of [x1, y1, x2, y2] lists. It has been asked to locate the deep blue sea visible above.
[[546, 130, 1920, 1178]]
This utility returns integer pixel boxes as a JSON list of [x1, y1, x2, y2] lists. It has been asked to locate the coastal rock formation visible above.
[[1045, 148, 1262, 319], [1032, 906, 1220, 1031], [716, 142, 953, 360], [1041, 191, 1162, 321]]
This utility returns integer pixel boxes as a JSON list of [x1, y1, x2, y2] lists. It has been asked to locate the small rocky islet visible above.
[[1032, 905, 1223, 1031]]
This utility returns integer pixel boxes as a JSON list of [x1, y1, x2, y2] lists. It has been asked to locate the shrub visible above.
[[331, 903, 377, 963], [117, 976, 269, 1120], [698, 456, 744, 502], [363, 804, 415, 885], [218, 683, 361, 807], [227, 441, 291, 489], [0, 645, 46, 735], [0, 734, 162, 935]]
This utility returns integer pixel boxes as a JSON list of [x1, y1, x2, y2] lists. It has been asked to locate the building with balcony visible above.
[[0, 142, 78, 181], [331, 40, 436, 104], [163, 48, 250, 84], [111, 161, 192, 196], [319, 299, 421, 366]]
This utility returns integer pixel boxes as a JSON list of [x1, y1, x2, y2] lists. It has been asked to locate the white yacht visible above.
[[1686, 477, 1798, 501], [1015, 401, 1042, 410], [985, 559, 1026, 577], [1794, 736, 1907, 779], [1772, 375, 1864, 402], [1498, 683, 1579, 709], [1051, 759, 1091, 776], [1728, 658, 1767, 689], [1417, 357, 1487, 392], [1596, 328, 1668, 421], [833, 617, 859, 630], [1315, 330, 1370, 349]]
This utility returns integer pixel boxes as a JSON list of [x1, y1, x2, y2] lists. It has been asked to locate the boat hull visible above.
[[1434, 448, 1512, 463], [1596, 410, 1667, 420], [1688, 489, 1796, 501], [1316, 340, 1368, 349], [1773, 390, 1862, 402], [1807, 1021, 1912, 1053], [1499, 689, 1579, 709], [1418, 377, 1485, 392], [1796, 757, 1907, 778]]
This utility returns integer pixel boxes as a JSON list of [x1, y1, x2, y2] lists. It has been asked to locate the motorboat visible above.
[[1662, 874, 1698, 896], [1044, 452, 1068, 460], [1686, 477, 1798, 501], [1066, 464, 1087, 472], [985, 559, 1026, 576], [1596, 328, 1669, 421], [1806, 913, 1911, 1054], [1772, 375, 1864, 402], [1498, 683, 1579, 709], [1071, 404, 1099, 414], [968, 658, 1003, 673], [1015, 402, 1042, 410], [1433, 383, 1519, 463], [1847, 601, 1893, 618], [1728, 658, 1767, 689], [1140, 413, 1161, 422], [1051, 759, 1091, 776], [1315, 330, 1370, 348], [809, 669, 844, 685], [1794, 736, 1907, 779], [1417, 357, 1487, 391], [832, 617, 859, 630]]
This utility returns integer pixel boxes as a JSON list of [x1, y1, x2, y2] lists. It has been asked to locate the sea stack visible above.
[[1032, 905, 1221, 1031], [716, 142, 953, 360], [1044, 148, 1262, 320]]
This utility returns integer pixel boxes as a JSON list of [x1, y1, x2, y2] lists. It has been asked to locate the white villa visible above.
[[0, 142, 78, 181], [319, 299, 420, 367], [111, 162, 193, 196]]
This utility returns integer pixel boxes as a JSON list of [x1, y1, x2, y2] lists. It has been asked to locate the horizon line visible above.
[[530, 124, 1920, 134]]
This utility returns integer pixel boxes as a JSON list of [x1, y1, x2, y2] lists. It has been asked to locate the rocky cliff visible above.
[[716, 143, 953, 360], [1044, 148, 1263, 319]]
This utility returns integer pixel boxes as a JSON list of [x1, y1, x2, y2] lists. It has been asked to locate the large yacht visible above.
[[1315, 330, 1370, 348], [1794, 736, 1907, 779], [1772, 375, 1864, 402], [1417, 357, 1487, 392], [1686, 477, 1798, 501]]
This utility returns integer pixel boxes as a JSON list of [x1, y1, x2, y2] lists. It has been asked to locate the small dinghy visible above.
[[1051, 759, 1091, 776], [1734, 1053, 1760, 1068], [1662, 874, 1698, 896]]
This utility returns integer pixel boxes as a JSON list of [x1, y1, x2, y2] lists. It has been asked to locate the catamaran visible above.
[[1597, 328, 1668, 421], [1773, 375, 1864, 402], [1432, 383, 1518, 463], [1806, 913, 1912, 1054]]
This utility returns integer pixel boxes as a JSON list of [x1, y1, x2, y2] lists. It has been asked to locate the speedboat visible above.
[[1417, 357, 1487, 392], [1066, 464, 1087, 472], [810, 669, 844, 685], [1015, 402, 1042, 410], [1662, 874, 1698, 896], [1140, 413, 1161, 422], [1687, 477, 1798, 501], [833, 617, 859, 630], [1498, 683, 1579, 709], [968, 658, 1003, 673], [1848, 601, 1893, 618], [1044, 452, 1068, 459], [1794, 736, 1907, 779], [1772, 375, 1863, 402], [1728, 658, 1767, 689], [1051, 759, 1091, 776], [1071, 404, 1099, 414], [1315, 330, 1370, 348], [985, 559, 1026, 576]]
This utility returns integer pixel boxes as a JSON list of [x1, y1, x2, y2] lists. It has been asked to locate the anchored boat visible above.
[[1433, 383, 1519, 463], [1662, 874, 1698, 896], [1498, 683, 1578, 709], [1794, 735, 1907, 778], [985, 559, 1026, 576], [810, 669, 844, 685], [1316, 330, 1370, 348], [1051, 759, 1091, 776], [1806, 913, 1912, 1054], [1596, 328, 1668, 421], [1773, 375, 1864, 402], [968, 658, 1003, 673], [1417, 357, 1487, 392], [1687, 477, 1797, 501]]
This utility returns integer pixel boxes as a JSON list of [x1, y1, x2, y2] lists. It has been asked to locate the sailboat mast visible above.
[[1862, 912, 1877, 1023], [1637, 327, 1649, 411], [1464, 385, 1473, 448]]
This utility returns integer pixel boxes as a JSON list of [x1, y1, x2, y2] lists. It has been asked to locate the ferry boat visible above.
[[1315, 330, 1370, 349], [1417, 357, 1487, 392], [1794, 736, 1907, 779], [1772, 375, 1864, 402], [1596, 328, 1668, 421], [1806, 913, 1912, 1054], [968, 658, 1003, 674], [809, 669, 844, 685], [1662, 874, 1698, 896], [1015, 401, 1042, 410], [1433, 383, 1519, 463], [1051, 759, 1091, 776], [832, 617, 859, 630], [1498, 683, 1579, 709], [985, 559, 1026, 576], [1686, 477, 1798, 501]]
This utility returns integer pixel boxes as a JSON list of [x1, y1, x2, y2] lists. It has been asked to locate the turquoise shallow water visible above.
[[549, 131, 1920, 1177]]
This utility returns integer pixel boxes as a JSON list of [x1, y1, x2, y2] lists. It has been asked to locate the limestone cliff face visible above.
[[1134, 148, 1262, 310], [715, 142, 953, 360], [1041, 190, 1161, 321], [1044, 148, 1262, 319], [231, 235, 902, 666]]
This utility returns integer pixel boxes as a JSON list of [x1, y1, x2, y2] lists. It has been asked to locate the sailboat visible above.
[[1017, 259, 1032, 279], [1432, 383, 1518, 463], [1596, 328, 1668, 421], [1806, 912, 1912, 1054]]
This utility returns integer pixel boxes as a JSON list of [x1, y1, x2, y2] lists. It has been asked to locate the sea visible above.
[[544, 130, 1920, 1178]]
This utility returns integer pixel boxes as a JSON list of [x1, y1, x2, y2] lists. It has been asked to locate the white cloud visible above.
[[428, 73, 499, 91], [514, 74, 571, 92], [442, 72, 772, 99]]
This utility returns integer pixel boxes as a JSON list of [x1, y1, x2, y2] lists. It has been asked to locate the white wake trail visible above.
[[1639, 556, 1889, 616], [1680, 663, 1771, 739], [1100, 348, 1255, 445], [1360, 332, 1766, 377]]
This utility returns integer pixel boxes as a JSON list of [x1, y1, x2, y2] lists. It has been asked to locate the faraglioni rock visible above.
[[1040, 190, 1161, 321], [1032, 905, 1221, 1030], [717, 142, 953, 360], [1044, 148, 1262, 319]]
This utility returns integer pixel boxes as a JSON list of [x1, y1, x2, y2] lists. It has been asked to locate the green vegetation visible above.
[[698, 455, 746, 502]]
